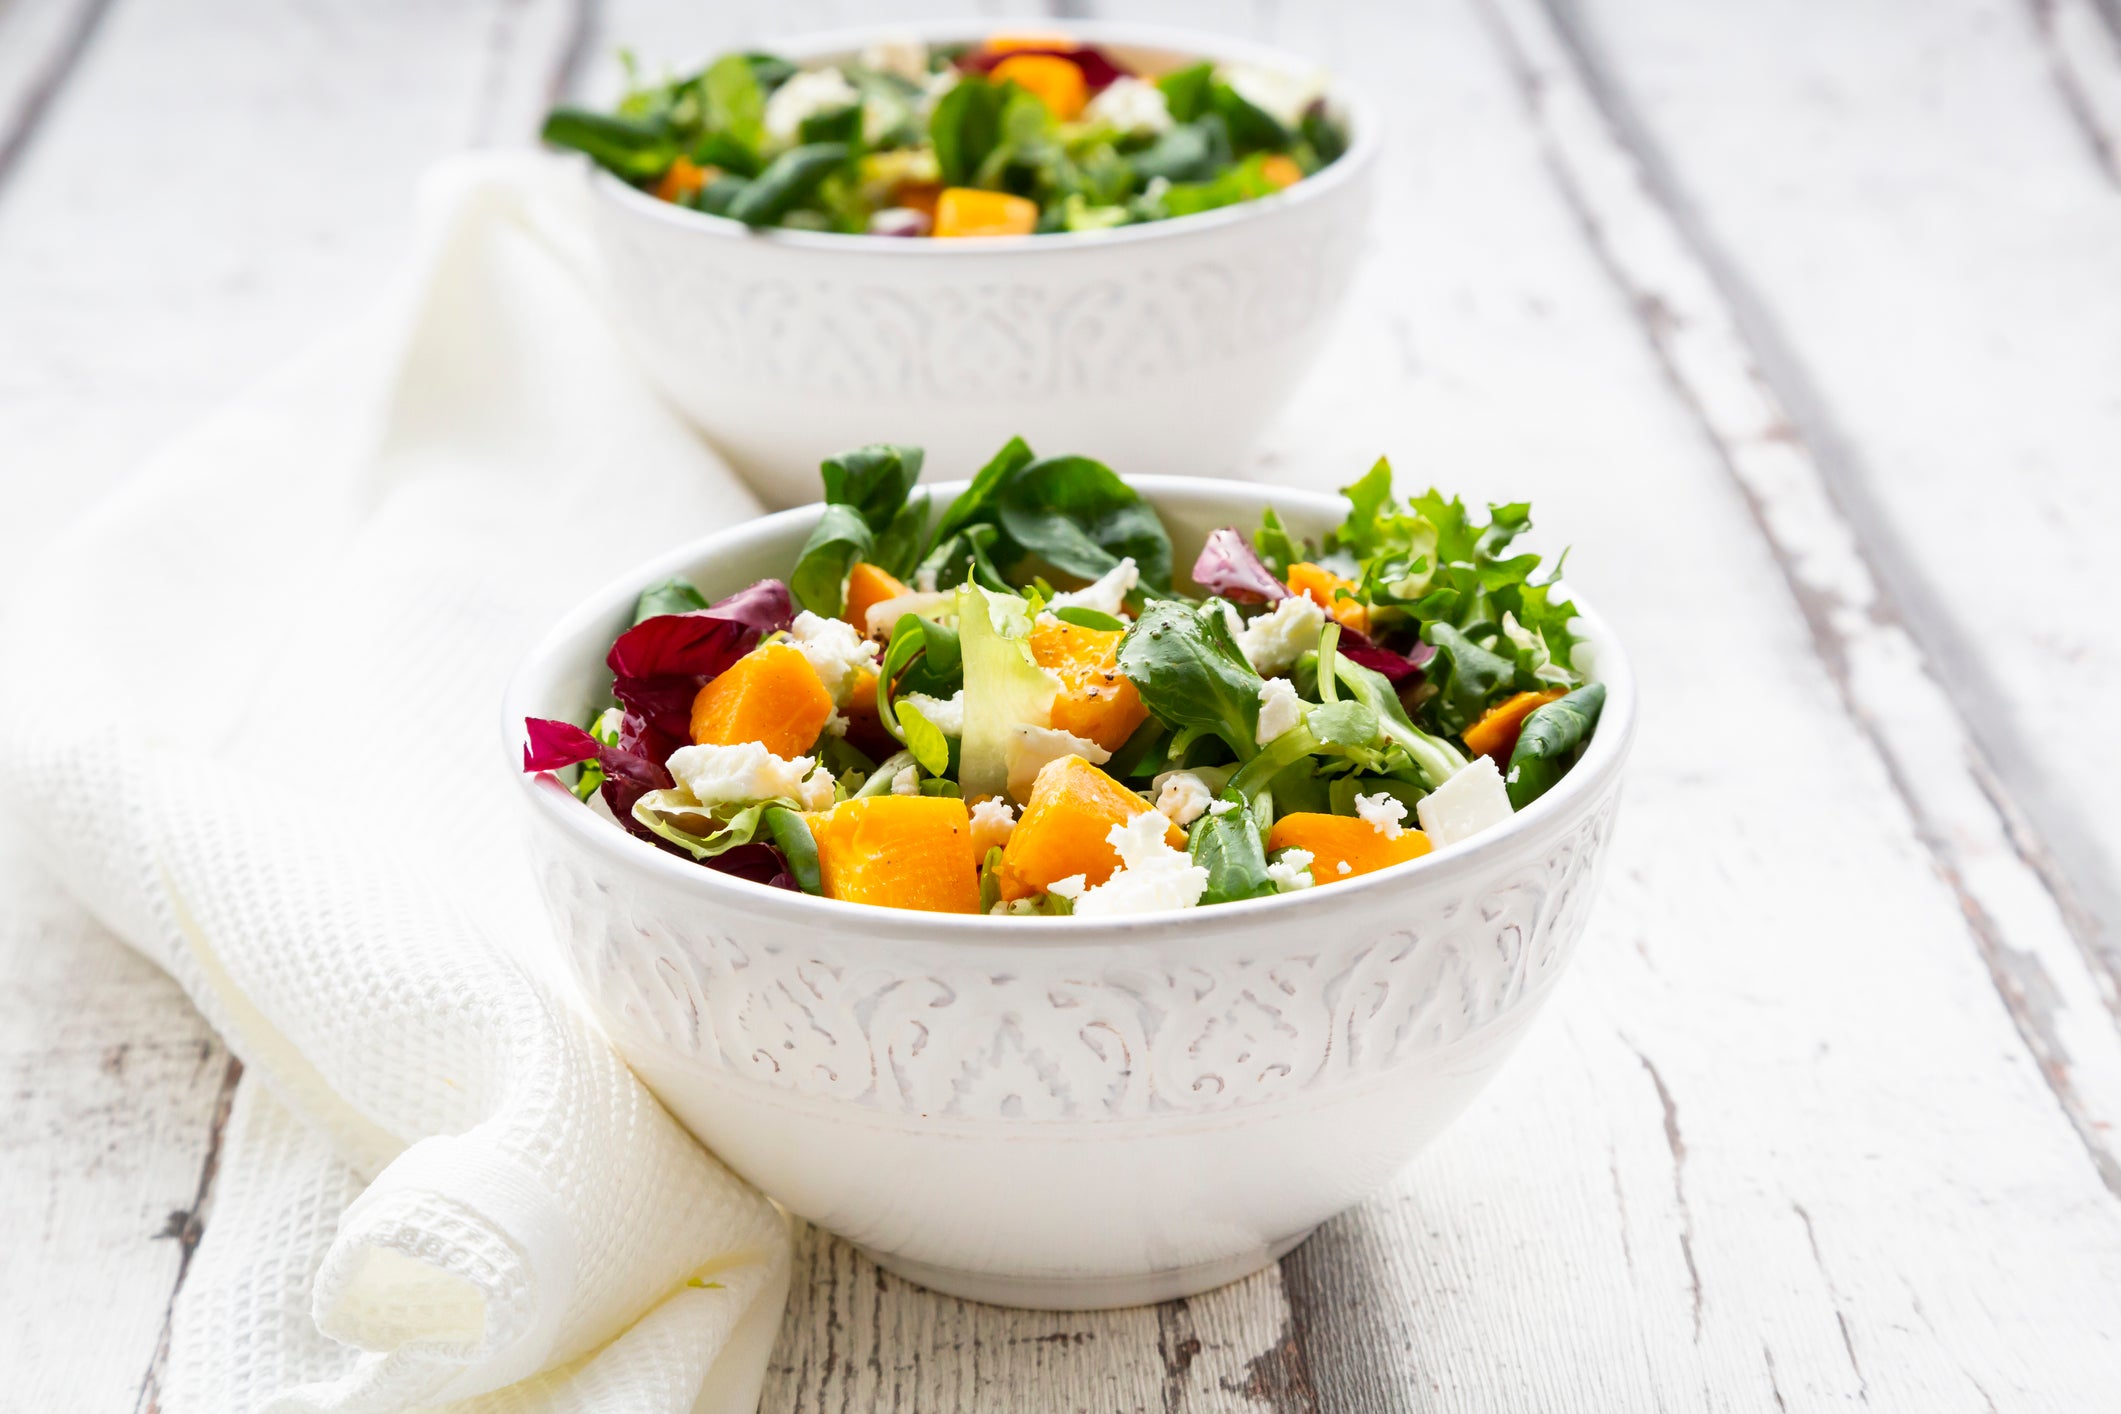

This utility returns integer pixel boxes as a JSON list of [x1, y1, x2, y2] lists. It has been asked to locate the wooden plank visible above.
[[1545, 0, 2121, 989], [0, 812, 239, 1411], [0, 0, 111, 186]]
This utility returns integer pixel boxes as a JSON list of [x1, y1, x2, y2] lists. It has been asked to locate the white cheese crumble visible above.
[[860, 35, 929, 84], [1220, 62, 1327, 129], [764, 67, 861, 146], [891, 765, 919, 796], [970, 797, 1018, 855], [1354, 791, 1408, 840], [823, 710, 849, 738], [788, 610, 878, 705], [1234, 594, 1326, 676], [1336, 860, 1352, 876], [666, 740, 835, 812], [1266, 848, 1316, 893], [1255, 677, 1303, 745], [1048, 873, 1088, 900], [1008, 725, 1112, 801], [1065, 812, 1210, 917], [1416, 755, 1514, 847], [1083, 76, 1172, 134], [1050, 557, 1139, 618], [1153, 771, 1214, 828], [1208, 798, 1239, 816], [863, 590, 958, 637], [900, 689, 964, 737]]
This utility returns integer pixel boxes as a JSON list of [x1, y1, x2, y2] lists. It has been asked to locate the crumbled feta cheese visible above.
[[1153, 771, 1214, 828], [864, 590, 957, 637], [1336, 860, 1352, 876], [1354, 791, 1408, 840], [789, 610, 879, 705], [891, 765, 919, 796], [900, 689, 964, 737], [1255, 677, 1303, 745], [1221, 62, 1327, 129], [913, 567, 938, 593], [860, 35, 929, 83], [1416, 756, 1514, 847], [1050, 557, 1139, 619], [1068, 811, 1210, 917], [1266, 848, 1316, 893], [990, 897, 1043, 916], [919, 68, 960, 119], [666, 740, 835, 812], [823, 710, 850, 738], [1234, 594, 1325, 676], [764, 67, 861, 146], [1083, 76, 1173, 135], [1208, 798, 1239, 817], [1008, 725, 1112, 800], [1048, 873, 1088, 900], [970, 797, 1017, 855]]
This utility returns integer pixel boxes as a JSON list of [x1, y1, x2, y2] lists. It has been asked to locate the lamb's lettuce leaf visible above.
[[1116, 600, 1262, 761], [1506, 683, 1605, 809], [1188, 791, 1275, 905]]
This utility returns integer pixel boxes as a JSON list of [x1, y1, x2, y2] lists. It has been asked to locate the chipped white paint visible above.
[[6, 0, 2121, 1410]]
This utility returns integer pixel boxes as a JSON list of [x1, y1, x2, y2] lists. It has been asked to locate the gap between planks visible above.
[[1474, 0, 2121, 1198], [2028, 0, 2121, 186], [0, 0, 116, 193]]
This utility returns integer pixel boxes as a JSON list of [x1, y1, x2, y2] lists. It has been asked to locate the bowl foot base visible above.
[[855, 1227, 1319, 1311]]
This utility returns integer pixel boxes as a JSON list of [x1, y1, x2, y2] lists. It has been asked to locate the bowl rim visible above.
[[582, 17, 1382, 255], [505, 477, 1636, 945]]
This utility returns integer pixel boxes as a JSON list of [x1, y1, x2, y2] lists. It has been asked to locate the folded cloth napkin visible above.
[[0, 153, 790, 1413]]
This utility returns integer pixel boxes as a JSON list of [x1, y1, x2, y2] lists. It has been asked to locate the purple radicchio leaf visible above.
[[706, 842, 799, 892], [1338, 631, 1437, 685], [1191, 527, 1289, 605], [522, 716, 675, 843], [604, 578, 793, 742]]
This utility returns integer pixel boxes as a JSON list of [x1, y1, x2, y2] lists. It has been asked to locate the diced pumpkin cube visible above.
[[934, 187, 1040, 238], [1461, 689, 1566, 766], [895, 181, 943, 218], [998, 755, 1182, 901], [1287, 562, 1370, 634], [809, 796, 981, 913], [990, 53, 1089, 121], [983, 32, 1079, 55], [690, 642, 833, 759], [1266, 813, 1431, 884], [844, 563, 911, 638], [1260, 155, 1304, 190], [652, 156, 712, 204], [1027, 618, 1149, 753]]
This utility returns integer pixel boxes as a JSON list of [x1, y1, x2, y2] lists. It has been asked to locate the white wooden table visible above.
[[6, 0, 2120, 1408]]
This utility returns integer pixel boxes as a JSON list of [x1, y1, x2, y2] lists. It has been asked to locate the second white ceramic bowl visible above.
[[586, 22, 1380, 505], [506, 478, 1633, 1309]]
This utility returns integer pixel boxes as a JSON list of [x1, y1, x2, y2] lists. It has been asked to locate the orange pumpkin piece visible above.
[[998, 755, 1183, 901], [843, 562, 910, 636], [690, 642, 833, 759], [1266, 813, 1431, 884], [1260, 155, 1304, 190], [1287, 562, 1370, 634], [809, 796, 981, 913], [652, 156, 713, 204], [933, 187, 1040, 238], [895, 181, 943, 218], [1462, 689, 1566, 766], [982, 32, 1079, 55], [1027, 618, 1149, 754], [989, 53, 1089, 121]]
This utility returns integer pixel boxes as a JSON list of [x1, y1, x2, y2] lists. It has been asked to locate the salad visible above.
[[523, 439, 1605, 917], [540, 32, 1347, 237]]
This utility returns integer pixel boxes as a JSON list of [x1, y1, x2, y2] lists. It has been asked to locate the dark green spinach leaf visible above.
[[996, 455, 1172, 587], [540, 108, 676, 180], [632, 578, 709, 624], [1506, 683, 1605, 809], [761, 805, 823, 894], [726, 142, 848, 226], [1189, 790, 1275, 905], [930, 75, 1006, 186], [1117, 600, 1263, 760]]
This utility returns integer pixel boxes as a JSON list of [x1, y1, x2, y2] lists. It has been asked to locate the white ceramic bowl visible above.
[[585, 22, 1379, 506], [505, 479, 1634, 1309]]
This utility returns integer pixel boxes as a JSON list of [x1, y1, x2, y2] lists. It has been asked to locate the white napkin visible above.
[[0, 153, 790, 1413]]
